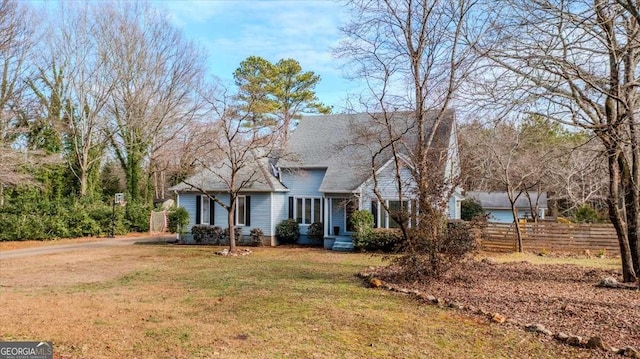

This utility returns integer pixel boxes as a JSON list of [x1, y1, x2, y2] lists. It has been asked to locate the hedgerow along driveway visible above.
[[0, 244, 596, 358]]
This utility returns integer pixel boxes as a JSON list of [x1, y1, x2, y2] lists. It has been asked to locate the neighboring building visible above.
[[466, 191, 547, 223], [171, 111, 463, 250]]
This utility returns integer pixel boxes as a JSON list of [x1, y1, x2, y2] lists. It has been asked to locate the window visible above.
[[387, 200, 408, 228], [372, 199, 411, 228], [294, 197, 322, 225], [236, 196, 246, 226], [201, 196, 211, 225]]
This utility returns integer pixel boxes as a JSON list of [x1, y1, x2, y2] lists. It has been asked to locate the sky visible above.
[[155, 0, 358, 111]]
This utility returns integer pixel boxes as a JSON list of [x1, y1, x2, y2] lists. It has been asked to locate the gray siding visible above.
[[213, 193, 273, 235], [178, 192, 274, 236], [360, 163, 415, 205], [281, 169, 326, 197], [178, 193, 198, 228], [250, 193, 272, 235], [281, 169, 326, 235], [486, 208, 545, 223], [213, 197, 228, 227], [271, 193, 287, 234], [330, 199, 346, 234]]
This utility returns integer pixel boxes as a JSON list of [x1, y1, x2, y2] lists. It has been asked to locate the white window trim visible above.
[[374, 199, 412, 229], [294, 196, 322, 226], [236, 195, 246, 226]]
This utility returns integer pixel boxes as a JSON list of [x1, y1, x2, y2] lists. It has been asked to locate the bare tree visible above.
[[182, 81, 280, 253], [0, 0, 31, 142], [30, 2, 115, 197], [151, 121, 215, 200], [549, 140, 609, 215], [336, 0, 489, 277], [467, 120, 557, 251], [479, 0, 639, 282], [98, 1, 206, 203], [0, 0, 42, 203]]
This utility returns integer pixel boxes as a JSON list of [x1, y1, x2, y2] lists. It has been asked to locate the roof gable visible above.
[[170, 154, 287, 193], [281, 110, 456, 192]]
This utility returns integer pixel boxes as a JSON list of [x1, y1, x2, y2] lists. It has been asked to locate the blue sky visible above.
[[156, 0, 357, 111]]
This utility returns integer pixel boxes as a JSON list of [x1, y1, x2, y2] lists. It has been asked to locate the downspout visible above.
[[173, 190, 179, 240]]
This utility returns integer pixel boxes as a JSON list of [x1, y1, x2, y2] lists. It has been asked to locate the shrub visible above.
[[307, 222, 324, 240], [393, 221, 476, 281], [249, 228, 264, 246], [125, 201, 151, 232], [167, 206, 190, 234], [67, 204, 102, 237], [461, 198, 484, 221], [221, 227, 242, 245], [356, 228, 404, 252], [350, 210, 374, 249], [191, 225, 208, 244], [85, 202, 127, 236], [573, 204, 600, 223], [276, 219, 299, 244], [191, 225, 224, 244]]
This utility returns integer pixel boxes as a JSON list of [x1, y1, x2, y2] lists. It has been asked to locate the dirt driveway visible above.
[[0, 235, 175, 260]]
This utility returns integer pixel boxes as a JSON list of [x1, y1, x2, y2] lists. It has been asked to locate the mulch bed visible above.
[[366, 258, 640, 356]]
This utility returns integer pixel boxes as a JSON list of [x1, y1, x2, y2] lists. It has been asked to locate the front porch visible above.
[[323, 196, 357, 252], [322, 235, 354, 251]]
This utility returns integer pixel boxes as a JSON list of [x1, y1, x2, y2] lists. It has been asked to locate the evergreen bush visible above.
[[461, 198, 484, 221], [307, 222, 324, 240], [191, 225, 221, 244], [276, 219, 299, 244], [167, 206, 190, 234], [249, 228, 264, 246], [573, 204, 600, 223], [125, 201, 151, 232], [350, 210, 374, 250], [221, 227, 242, 245]]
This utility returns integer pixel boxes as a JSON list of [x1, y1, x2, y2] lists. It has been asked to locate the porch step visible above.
[[332, 236, 354, 252]]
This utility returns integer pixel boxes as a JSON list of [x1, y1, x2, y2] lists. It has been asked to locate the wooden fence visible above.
[[481, 222, 620, 254]]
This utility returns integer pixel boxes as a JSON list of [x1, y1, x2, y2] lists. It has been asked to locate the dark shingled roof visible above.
[[170, 154, 287, 193], [280, 110, 455, 193], [467, 191, 548, 209]]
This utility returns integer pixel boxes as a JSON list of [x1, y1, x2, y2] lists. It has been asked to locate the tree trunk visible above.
[[228, 205, 236, 253], [125, 147, 142, 203], [511, 205, 523, 252], [79, 172, 88, 197], [607, 146, 637, 282], [623, 0, 640, 278], [622, 148, 640, 276]]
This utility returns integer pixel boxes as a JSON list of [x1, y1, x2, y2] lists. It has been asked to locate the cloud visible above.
[[161, 0, 227, 27], [156, 0, 357, 108], [166, 1, 345, 72]]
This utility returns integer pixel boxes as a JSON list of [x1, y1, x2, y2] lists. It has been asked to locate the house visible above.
[[466, 191, 547, 223], [170, 111, 463, 250]]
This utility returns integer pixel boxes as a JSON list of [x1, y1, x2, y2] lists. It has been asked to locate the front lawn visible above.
[[0, 246, 598, 358]]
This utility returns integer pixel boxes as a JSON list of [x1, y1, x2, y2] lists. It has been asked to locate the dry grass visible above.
[[480, 251, 622, 271], [0, 245, 597, 358], [0, 233, 152, 251]]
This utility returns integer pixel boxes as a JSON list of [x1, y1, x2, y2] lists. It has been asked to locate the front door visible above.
[[329, 197, 358, 235]]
